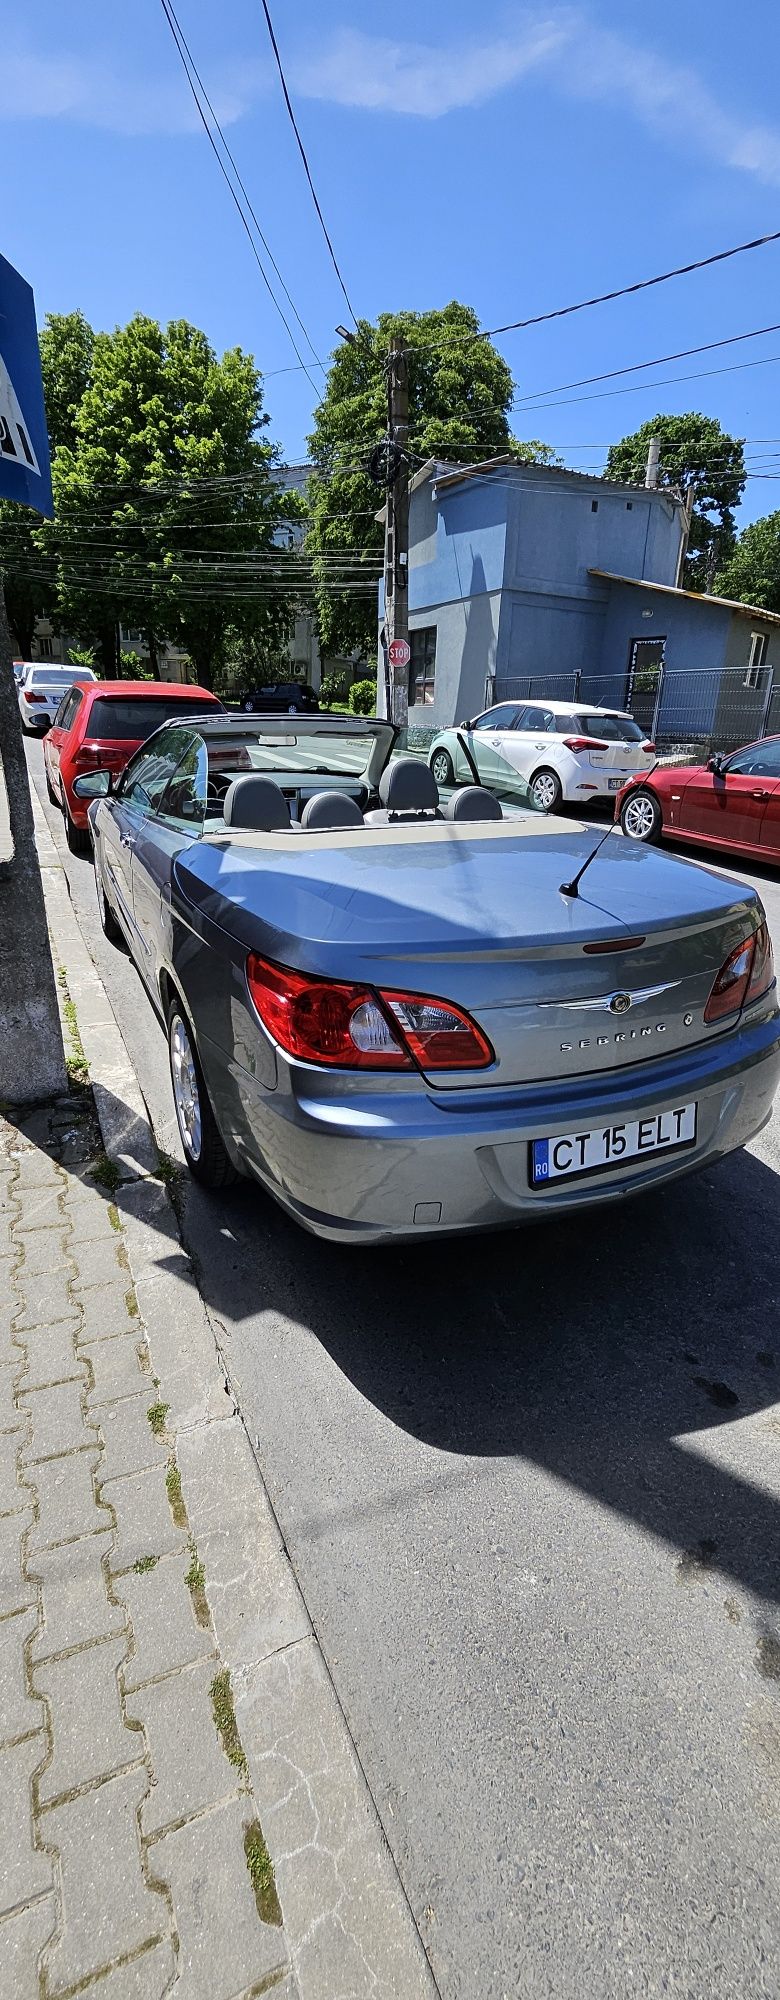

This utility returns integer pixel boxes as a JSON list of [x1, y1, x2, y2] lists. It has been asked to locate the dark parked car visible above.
[[241, 682, 319, 715]]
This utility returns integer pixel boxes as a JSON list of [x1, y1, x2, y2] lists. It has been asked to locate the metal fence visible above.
[[490, 665, 780, 758]]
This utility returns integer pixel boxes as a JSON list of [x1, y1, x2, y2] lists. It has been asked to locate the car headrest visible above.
[[379, 756, 439, 813], [444, 786, 503, 822], [300, 791, 363, 829], [222, 775, 290, 830]]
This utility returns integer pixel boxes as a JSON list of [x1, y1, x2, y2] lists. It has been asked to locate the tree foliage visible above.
[[605, 413, 746, 591], [1, 312, 296, 682], [713, 510, 780, 614], [307, 302, 555, 657]]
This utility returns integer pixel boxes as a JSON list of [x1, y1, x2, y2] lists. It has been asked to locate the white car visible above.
[[428, 699, 656, 812], [17, 663, 96, 733]]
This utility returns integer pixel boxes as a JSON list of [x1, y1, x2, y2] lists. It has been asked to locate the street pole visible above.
[[384, 337, 410, 732]]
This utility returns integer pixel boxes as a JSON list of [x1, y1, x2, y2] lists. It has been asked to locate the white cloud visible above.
[[293, 10, 780, 188], [0, 42, 267, 137], [291, 22, 568, 118]]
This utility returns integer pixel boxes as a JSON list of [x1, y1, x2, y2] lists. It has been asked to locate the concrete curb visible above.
[[32, 786, 438, 1999]]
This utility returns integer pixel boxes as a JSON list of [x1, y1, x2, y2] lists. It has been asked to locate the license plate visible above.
[[607, 777, 623, 791], [530, 1103, 697, 1187]]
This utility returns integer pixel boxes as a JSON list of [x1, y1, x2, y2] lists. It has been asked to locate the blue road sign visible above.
[[0, 254, 52, 518]]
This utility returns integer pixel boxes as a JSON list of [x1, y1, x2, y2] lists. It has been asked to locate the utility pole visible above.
[[383, 337, 410, 731], [645, 436, 660, 489]]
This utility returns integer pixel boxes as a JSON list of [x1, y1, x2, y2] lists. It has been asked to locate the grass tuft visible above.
[[133, 1554, 159, 1574], [57, 964, 90, 1084], [243, 1820, 282, 1927], [107, 1201, 121, 1233], [155, 1151, 180, 1188], [147, 1400, 169, 1438], [186, 1542, 210, 1627], [90, 1151, 121, 1194], [211, 1667, 247, 1773], [165, 1461, 187, 1528], [125, 1286, 139, 1319]]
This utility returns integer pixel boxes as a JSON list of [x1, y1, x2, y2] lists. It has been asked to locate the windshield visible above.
[[198, 721, 393, 784], [30, 669, 87, 687]]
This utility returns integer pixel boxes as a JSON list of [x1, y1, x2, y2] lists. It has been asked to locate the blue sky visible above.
[[3, 0, 780, 524]]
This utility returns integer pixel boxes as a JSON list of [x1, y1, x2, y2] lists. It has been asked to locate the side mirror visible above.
[[457, 719, 472, 730], [72, 769, 112, 800], [707, 753, 726, 776]]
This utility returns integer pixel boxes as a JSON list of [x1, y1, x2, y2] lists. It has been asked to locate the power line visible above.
[[158, 0, 321, 394], [409, 226, 780, 356], [256, 0, 358, 329]]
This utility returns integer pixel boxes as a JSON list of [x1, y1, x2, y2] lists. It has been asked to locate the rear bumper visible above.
[[204, 1003, 780, 1243], [569, 765, 652, 801]]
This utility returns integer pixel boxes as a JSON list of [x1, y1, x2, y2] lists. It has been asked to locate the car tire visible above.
[[430, 748, 454, 786], [530, 767, 563, 813], [167, 1001, 241, 1189], [94, 847, 125, 947], [620, 788, 662, 843], [63, 799, 91, 855]]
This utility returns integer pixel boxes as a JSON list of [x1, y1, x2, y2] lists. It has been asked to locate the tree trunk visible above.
[[146, 631, 162, 679], [3, 581, 36, 661], [96, 620, 120, 676], [0, 586, 67, 1105]]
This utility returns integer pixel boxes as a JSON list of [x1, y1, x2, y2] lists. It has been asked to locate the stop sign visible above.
[[388, 638, 411, 668]]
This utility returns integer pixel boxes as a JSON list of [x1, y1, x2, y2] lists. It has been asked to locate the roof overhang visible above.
[[589, 569, 780, 627]]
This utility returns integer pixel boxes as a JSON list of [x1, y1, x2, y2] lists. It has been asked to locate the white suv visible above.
[[429, 700, 656, 811]]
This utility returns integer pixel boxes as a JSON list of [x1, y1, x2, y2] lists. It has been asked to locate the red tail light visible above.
[[561, 736, 605, 753], [245, 956, 494, 1072], [23, 690, 46, 704], [642, 741, 656, 754], [704, 923, 775, 1024]]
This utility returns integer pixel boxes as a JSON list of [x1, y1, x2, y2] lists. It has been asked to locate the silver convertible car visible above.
[[75, 715, 780, 1244]]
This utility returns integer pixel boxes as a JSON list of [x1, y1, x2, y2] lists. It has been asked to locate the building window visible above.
[[626, 501, 633, 510], [745, 631, 768, 688], [408, 626, 437, 706], [591, 499, 599, 512], [37, 635, 53, 659]]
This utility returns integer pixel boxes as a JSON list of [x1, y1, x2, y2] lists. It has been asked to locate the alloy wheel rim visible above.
[[532, 773, 557, 810], [624, 794, 655, 838], [170, 1017, 202, 1159], [432, 754, 450, 783]]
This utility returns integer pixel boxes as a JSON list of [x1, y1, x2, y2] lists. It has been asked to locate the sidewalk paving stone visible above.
[[0, 1424, 27, 1515], [19, 1376, 99, 1462], [74, 1938, 177, 2000], [13, 1227, 71, 1278], [85, 1333, 151, 1405], [35, 1633, 139, 1803], [0, 1507, 36, 1615], [0, 1361, 22, 1431], [11, 1267, 75, 1328], [0, 1735, 53, 1916], [29, 1449, 107, 1551], [0, 1260, 17, 1311], [78, 1286, 142, 1344], [117, 1552, 215, 1691], [149, 1796, 288, 2000], [0, 1606, 44, 1744], [0, 1893, 57, 2000], [105, 1464, 188, 1574], [99, 1395, 170, 1484], [42, 1765, 164, 1992], [15, 1316, 85, 1390], [70, 1235, 129, 1294], [126, 1657, 241, 1836], [29, 1529, 123, 1662]]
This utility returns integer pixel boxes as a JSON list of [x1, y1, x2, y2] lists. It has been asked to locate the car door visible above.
[[131, 734, 208, 988], [502, 704, 557, 782], [677, 739, 780, 852], [101, 729, 190, 944], [46, 688, 83, 796], [467, 704, 525, 789]]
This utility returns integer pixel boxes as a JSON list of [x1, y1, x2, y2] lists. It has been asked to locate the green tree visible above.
[[51, 315, 293, 683], [307, 302, 555, 657], [605, 413, 746, 591], [713, 511, 780, 614], [0, 311, 96, 656]]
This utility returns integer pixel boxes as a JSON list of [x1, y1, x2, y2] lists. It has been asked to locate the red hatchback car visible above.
[[616, 735, 780, 865], [44, 681, 223, 850]]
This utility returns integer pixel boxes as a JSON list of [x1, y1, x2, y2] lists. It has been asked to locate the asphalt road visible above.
[[27, 737, 780, 2000]]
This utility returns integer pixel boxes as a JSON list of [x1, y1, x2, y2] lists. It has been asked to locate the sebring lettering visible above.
[[560, 1024, 667, 1053]]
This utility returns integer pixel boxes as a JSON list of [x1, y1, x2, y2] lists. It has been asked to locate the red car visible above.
[[616, 735, 780, 866], [44, 681, 223, 851]]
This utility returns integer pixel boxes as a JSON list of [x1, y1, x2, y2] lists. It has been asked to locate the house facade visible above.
[[377, 461, 780, 740]]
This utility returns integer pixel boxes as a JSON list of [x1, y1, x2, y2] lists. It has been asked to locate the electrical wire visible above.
[[256, 0, 358, 329], [158, 0, 322, 394], [407, 226, 780, 356]]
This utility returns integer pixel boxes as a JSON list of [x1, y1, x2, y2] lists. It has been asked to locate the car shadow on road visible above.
[[183, 1139, 780, 1611]]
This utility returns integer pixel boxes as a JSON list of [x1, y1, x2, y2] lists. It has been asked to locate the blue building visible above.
[[377, 460, 780, 742]]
